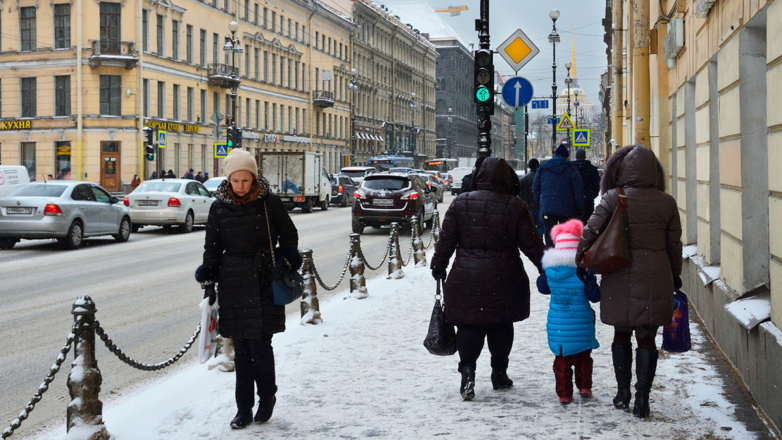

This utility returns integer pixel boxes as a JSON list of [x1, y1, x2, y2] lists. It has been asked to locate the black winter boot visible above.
[[491, 371, 514, 390], [254, 396, 276, 423], [459, 364, 476, 401], [633, 348, 659, 419], [230, 410, 253, 429], [611, 343, 633, 410]]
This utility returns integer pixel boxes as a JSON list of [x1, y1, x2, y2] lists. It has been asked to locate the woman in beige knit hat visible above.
[[195, 148, 301, 429]]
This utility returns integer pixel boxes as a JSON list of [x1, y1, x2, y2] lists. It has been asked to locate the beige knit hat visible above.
[[223, 148, 258, 179]]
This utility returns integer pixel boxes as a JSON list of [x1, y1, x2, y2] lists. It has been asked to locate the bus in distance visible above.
[[367, 155, 415, 172], [423, 158, 458, 173]]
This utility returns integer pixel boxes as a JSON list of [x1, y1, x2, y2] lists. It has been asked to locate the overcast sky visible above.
[[384, 0, 609, 116]]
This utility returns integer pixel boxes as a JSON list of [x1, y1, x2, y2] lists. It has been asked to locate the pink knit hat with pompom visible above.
[[550, 219, 584, 250]]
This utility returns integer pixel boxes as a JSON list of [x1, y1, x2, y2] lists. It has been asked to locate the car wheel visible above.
[[341, 195, 349, 207], [162, 225, 172, 233], [417, 210, 426, 234], [180, 211, 194, 233], [301, 197, 313, 213], [131, 223, 141, 233], [0, 238, 18, 250], [438, 193, 444, 203], [60, 220, 84, 250], [320, 197, 329, 211], [114, 217, 131, 242], [351, 217, 364, 234]]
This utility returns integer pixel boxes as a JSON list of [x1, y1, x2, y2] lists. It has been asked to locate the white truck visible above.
[[258, 152, 331, 213], [458, 157, 477, 168]]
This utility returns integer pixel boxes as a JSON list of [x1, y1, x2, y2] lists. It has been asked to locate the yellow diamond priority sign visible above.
[[498, 29, 540, 73]]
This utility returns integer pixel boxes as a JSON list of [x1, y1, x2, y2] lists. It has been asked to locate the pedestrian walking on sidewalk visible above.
[[130, 174, 141, 191], [431, 157, 545, 401], [519, 158, 545, 238], [533, 143, 585, 247], [195, 148, 300, 429], [573, 149, 601, 225], [536, 219, 600, 404], [578, 145, 682, 419]]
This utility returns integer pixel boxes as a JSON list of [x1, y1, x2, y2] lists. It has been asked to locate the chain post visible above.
[[348, 233, 368, 299], [67, 296, 110, 440], [299, 249, 322, 324], [432, 210, 442, 244], [411, 218, 427, 267], [387, 223, 405, 279]]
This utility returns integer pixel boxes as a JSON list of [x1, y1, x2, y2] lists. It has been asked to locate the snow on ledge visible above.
[[698, 265, 721, 286], [724, 295, 771, 330], [682, 245, 698, 260], [760, 321, 782, 347]]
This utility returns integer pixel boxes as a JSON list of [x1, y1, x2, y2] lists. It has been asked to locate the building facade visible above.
[[433, 38, 478, 159], [0, 0, 355, 191]]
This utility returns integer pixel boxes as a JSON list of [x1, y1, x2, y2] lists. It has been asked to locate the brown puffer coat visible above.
[[578, 146, 682, 328], [431, 157, 545, 326]]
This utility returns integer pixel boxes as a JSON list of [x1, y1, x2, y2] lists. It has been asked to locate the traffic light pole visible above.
[[475, 0, 492, 159]]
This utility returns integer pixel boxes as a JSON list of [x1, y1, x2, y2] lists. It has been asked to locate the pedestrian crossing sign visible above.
[[556, 113, 574, 131], [214, 142, 229, 159], [572, 129, 591, 147]]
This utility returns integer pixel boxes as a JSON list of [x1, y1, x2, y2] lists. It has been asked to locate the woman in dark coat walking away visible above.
[[430, 157, 545, 401], [195, 149, 300, 429], [578, 145, 682, 419]]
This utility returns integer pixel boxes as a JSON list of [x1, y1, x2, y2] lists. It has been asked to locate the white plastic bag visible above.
[[199, 298, 219, 364]]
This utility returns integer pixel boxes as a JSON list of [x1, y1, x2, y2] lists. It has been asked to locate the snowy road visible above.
[[0, 194, 454, 438]]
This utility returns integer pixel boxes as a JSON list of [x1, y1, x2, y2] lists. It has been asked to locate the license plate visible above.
[[373, 199, 393, 206], [6, 207, 32, 214], [137, 200, 158, 206], [281, 198, 292, 202]]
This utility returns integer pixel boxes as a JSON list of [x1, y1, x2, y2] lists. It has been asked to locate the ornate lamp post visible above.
[[574, 90, 580, 129], [447, 107, 453, 158], [348, 68, 360, 166], [565, 61, 572, 144], [224, 21, 243, 132], [548, 9, 560, 153]]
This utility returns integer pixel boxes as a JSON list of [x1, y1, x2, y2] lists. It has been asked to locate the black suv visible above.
[[351, 173, 436, 234]]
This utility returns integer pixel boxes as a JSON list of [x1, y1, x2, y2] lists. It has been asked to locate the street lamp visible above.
[[447, 107, 453, 159], [574, 90, 580, 129], [549, 9, 560, 153], [224, 21, 243, 140], [348, 68, 359, 166], [410, 92, 417, 167], [565, 61, 572, 144]]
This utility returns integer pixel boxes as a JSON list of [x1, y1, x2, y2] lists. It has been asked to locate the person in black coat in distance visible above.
[[431, 157, 545, 401], [195, 148, 300, 429], [573, 149, 601, 224], [519, 158, 545, 238], [458, 157, 486, 195]]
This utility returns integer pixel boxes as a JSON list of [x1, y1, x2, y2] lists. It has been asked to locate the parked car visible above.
[[202, 177, 227, 197], [0, 181, 131, 250], [0, 166, 31, 199], [441, 172, 453, 191], [331, 175, 358, 207], [340, 166, 377, 185], [414, 173, 444, 203], [125, 179, 213, 233], [352, 173, 436, 234], [449, 167, 473, 195]]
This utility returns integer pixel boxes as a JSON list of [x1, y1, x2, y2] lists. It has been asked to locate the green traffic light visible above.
[[227, 141, 233, 147], [476, 87, 491, 102]]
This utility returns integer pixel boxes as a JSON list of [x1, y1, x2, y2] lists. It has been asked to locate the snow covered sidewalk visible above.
[[42, 250, 772, 439]]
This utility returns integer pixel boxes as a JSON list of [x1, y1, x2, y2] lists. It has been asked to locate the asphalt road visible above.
[[0, 194, 454, 438]]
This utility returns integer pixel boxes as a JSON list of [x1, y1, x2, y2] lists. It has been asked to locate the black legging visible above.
[[613, 327, 658, 349], [456, 324, 514, 371], [234, 335, 277, 412]]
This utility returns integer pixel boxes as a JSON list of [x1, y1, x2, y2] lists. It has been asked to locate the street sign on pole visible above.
[[556, 113, 575, 131], [214, 142, 229, 159], [572, 129, 591, 147], [497, 29, 540, 73], [501, 77, 534, 108], [531, 99, 549, 109], [547, 117, 561, 125], [157, 130, 167, 148]]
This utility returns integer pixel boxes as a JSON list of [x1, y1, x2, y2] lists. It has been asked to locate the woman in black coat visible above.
[[430, 157, 545, 401], [196, 149, 300, 429]]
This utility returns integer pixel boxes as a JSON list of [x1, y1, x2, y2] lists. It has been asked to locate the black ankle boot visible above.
[[491, 371, 514, 390], [254, 396, 276, 423], [230, 410, 253, 429], [611, 343, 633, 410], [633, 348, 659, 419], [459, 364, 476, 401]]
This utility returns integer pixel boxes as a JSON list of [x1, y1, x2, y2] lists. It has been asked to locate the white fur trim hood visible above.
[[542, 248, 578, 269]]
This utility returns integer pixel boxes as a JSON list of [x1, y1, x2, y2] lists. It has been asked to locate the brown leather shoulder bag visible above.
[[577, 187, 630, 274]]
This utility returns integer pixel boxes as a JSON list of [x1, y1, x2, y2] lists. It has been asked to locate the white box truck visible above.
[[258, 152, 331, 213], [458, 157, 477, 168]]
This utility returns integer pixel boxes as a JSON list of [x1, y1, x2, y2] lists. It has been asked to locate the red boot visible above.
[[553, 356, 573, 403], [574, 350, 594, 397]]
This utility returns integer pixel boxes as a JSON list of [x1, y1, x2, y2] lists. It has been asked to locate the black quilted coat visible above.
[[203, 180, 298, 339], [431, 158, 545, 325]]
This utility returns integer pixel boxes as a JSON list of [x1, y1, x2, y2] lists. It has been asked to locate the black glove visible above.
[[278, 246, 303, 271], [195, 264, 219, 283], [432, 269, 447, 281], [203, 283, 216, 306], [576, 267, 588, 283], [576, 209, 585, 219], [273, 257, 288, 280], [673, 274, 682, 290]]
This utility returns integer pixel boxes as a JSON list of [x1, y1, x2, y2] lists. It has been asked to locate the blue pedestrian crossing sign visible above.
[[501, 77, 534, 108], [214, 142, 229, 159], [572, 129, 591, 147], [157, 130, 167, 149]]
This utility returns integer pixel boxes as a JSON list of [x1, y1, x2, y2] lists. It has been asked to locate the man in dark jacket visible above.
[[459, 157, 485, 194], [519, 158, 545, 238], [573, 149, 601, 224], [533, 143, 585, 247]]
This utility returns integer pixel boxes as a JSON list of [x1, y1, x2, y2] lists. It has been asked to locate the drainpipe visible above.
[[633, 0, 650, 148], [612, 0, 623, 149], [308, 6, 317, 148], [76, 0, 83, 180], [138, 0, 145, 180]]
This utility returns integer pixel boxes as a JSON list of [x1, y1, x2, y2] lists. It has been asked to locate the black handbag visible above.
[[264, 201, 304, 306], [423, 280, 457, 356]]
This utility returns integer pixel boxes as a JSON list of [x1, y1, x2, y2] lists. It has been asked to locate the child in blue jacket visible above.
[[536, 219, 601, 404]]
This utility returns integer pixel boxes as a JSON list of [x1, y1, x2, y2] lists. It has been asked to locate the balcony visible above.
[[313, 90, 335, 109], [207, 63, 240, 88], [88, 40, 138, 69]]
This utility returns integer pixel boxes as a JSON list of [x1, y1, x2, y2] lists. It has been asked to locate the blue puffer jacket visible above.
[[532, 157, 585, 217], [537, 248, 600, 357]]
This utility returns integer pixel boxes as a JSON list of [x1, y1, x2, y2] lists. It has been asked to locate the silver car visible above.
[[202, 177, 227, 197], [0, 181, 131, 250], [126, 179, 213, 233]]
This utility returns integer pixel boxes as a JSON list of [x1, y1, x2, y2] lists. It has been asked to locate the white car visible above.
[[125, 179, 213, 233], [202, 177, 227, 197], [339, 166, 377, 186]]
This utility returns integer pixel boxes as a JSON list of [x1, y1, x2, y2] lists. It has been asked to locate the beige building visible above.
[[0, 0, 355, 191]]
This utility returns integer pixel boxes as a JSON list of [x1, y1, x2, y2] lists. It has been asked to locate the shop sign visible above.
[[56, 145, 72, 156], [242, 131, 261, 140], [1, 120, 32, 130], [264, 134, 280, 143], [282, 135, 312, 144], [144, 120, 201, 134]]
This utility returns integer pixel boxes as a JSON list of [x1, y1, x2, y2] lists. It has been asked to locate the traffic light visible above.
[[143, 127, 155, 161], [145, 145, 155, 161], [234, 128, 243, 149], [474, 49, 494, 105], [226, 126, 235, 149]]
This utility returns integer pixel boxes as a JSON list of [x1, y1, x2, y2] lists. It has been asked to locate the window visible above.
[[280, 105, 284, 132], [272, 103, 276, 131], [55, 141, 71, 179], [295, 108, 299, 133], [315, 32, 319, 49], [200, 89, 207, 122], [271, 11, 276, 32], [339, 43, 342, 59], [100, 75, 121, 116], [173, 84, 180, 120], [328, 37, 331, 54], [244, 0, 249, 21], [302, 109, 306, 134], [225, 94, 230, 121], [287, 59, 292, 88], [263, 51, 269, 82], [156, 14, 164, 55], [212, 33, 218, 64], [315, 110, 319, 134], [315, 67, 319, 90], [244, 45, 250, 77], [171, 20, 179, 60], [143, 79, 149, 117], [224, 0, 229, 13], [20, 7, 36, 52], [187, 144, 194, 171], [254, 48, 259, 80], [288, 107, 291, 134], [263, 8, 268, 28], [264, 101, 268, 129], [302, 26, 306, 44], [280, 56, 285, 87], [157, 81, 165, 117], [186, 25, 192, 63], [142, 11, 149, 52], [295, 23, 299, 41], [272, 54, 277, 84], [287, 19, 291, 37], [21, 78, 36, 117], [55, 76, 71, 116], [245, 98, 250, 127], [295, 61, 299, 89], [302, 63, 306, 91], [199, 29, 206, 66], [254, 4, 259, 25], [321, 35, 325, 52], [54, 4, 71, 49], [21, 143, 36, 179], [187, 87, 193, 121], [255, 100, 260, 128]]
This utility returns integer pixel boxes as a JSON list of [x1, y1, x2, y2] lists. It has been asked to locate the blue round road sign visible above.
[[501, 77, 534, 108]]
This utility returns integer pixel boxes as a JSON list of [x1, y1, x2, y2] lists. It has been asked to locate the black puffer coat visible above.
[[431, 158, 545, 326], [203, 179, 298, 339]]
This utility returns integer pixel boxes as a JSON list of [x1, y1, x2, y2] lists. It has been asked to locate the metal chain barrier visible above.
[[422, 227, 435, 250], [95, 321, 200, 371], [311, 246, 353, 291], [2, 318, 81, 439], [400, 229, 415, 267], [358, 235, 392, 271]]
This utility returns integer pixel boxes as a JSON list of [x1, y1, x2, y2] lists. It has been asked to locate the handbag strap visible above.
[[263, 200, 275, 267], [435, 279, 442, 301], [617, 187, 627, 213]]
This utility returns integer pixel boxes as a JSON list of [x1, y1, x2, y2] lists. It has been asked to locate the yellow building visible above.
[[0, 0, 354, 191]]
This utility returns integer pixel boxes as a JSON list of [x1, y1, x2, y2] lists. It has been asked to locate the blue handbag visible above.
[[265, 201, 304, 306]]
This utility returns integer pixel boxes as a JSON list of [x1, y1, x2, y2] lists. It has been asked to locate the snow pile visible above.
[[725, 296, 771, 330], [34, 250, 765, 439]]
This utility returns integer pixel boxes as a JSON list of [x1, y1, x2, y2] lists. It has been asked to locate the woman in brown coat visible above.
[[578, 145, 682, 419], [431, 157, 545, 401]]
